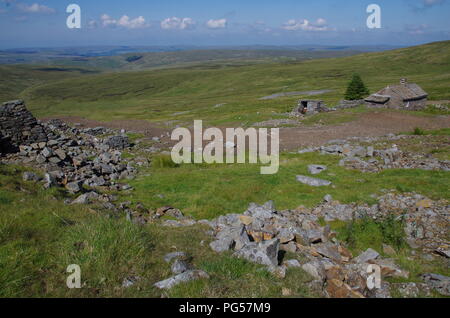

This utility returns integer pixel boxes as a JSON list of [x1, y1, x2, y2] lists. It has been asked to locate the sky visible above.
[[0, 0, 449, 48]]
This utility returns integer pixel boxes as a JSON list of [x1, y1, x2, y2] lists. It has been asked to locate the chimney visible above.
[[400, 78, 408, 85]]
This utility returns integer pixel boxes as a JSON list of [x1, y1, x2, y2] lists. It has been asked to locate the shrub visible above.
[[413, 127, 425, 136]]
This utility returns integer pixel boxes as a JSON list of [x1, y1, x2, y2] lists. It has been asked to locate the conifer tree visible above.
[[345, 73, 370, 100]]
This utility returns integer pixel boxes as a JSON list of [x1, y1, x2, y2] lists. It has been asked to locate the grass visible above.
[[0, 163, 317, 298], [124, 151, 450, 220], [333, 215, 407, 254], [1, 40, 445, 127]]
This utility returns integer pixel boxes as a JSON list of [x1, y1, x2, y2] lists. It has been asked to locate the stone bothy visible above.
[[0, 100, 48, 152], [365, 79, 428, 110], [293, 100, 328, 115]]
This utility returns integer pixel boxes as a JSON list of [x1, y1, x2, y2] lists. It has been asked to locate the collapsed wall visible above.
[[0, 100, 48, 152]]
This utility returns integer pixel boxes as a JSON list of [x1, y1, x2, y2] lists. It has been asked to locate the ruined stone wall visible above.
[[0, 100, 48, 151]]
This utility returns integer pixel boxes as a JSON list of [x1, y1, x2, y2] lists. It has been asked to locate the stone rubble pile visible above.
[[296, 134, 450, 172], [0, 100, 140, 195], [205, 194, 449, 298]]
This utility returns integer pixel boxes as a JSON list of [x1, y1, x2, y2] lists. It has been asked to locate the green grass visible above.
[[3, 40, 447, 127], [124, 152, 450, 220], [333, 215, 407, 254], [0, 164, 317, 298]]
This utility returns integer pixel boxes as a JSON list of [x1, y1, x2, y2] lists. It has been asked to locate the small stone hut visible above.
[[365, 79, 428, 110], [293, 100, 328, 115]]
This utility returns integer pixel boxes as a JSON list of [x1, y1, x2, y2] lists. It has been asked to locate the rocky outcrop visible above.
[[0, 100, 48, 151], [205, 193, 449, 298]]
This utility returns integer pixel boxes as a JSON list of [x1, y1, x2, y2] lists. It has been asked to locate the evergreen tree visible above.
[[345, 73, 370, 100]]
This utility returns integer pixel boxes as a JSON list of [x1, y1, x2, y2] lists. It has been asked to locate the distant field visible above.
[[1, 41, 449, 128], [0, 65, 98, 102], [16, 41, 450, 127]]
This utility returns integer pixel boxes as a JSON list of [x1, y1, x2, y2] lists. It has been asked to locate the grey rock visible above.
[[296, 175, 331, 187], [171, 260, 193, 274], [284, 259, 301, 268], [71, 192, 99, 205], [302, 261, 325, 281], [354, 248, 380, 263], [154, 270, 209, 290], [65, 181, 82, 193], [43, 173, 57, 188], [210, 238, 234, 253], [122, 276, 140, 288], [22, 171, 40, 182], [54, 149, 67, 160], [234, 238, 280, 267], [323, 194, 333, 203], [104, 135, 129, 150], [308, 164, 327, 175], [422, 273, 450, 296], [41, 147, 53, 158], [164, 252, 188, 263]]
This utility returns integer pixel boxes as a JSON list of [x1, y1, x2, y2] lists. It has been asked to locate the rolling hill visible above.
[[2, 41, 449, 126]]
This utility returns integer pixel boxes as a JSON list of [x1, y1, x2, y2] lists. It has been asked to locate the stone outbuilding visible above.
[[365, 79, 428, 110], [292, 100, 328, 115]]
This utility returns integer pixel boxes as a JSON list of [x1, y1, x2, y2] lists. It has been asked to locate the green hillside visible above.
[[7, 41, 450, 126]]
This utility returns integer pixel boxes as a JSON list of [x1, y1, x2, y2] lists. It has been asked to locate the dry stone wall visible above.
[[0, 100, 48, 151]]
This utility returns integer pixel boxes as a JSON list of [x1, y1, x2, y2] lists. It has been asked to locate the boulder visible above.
[[234, 238, 280, 267], [296, 175, 332, 187]]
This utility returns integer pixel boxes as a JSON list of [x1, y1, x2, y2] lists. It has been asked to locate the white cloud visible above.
[[282, 18, 331, 31], [206, 18, 227, 29], [17, 3, 55, 14], [423, 0, 446, 7], [100, 14, 147, 29], [161, 17, 195, 30], [405, 24, 429, 35]]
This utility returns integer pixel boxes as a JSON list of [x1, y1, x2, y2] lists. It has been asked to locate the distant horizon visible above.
[[1, 42, 432, 51], [1, 0, 449, 49]]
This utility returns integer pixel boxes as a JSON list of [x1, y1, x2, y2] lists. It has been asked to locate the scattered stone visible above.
[[22, 171, 40, 182], [296, 175, 332, 187], [71, 192, 99, 205], [171, 259, 193, 274], [154, 270, 209, 290], [422, 273, 450, 296], [308, 165, 327, 175], [164, 252, 188, 263]]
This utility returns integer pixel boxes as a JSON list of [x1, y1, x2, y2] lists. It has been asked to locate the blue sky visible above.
[[0, 0, 449, 48]]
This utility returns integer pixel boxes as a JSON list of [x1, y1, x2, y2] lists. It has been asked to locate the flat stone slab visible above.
[[153, 270, 209, 290], [296, 175, 332, 187]]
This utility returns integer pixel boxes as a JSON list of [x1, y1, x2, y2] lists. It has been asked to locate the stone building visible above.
[[292, 100, 328, 115], [365, 79, 428, 110], [0, 100, 48, 152]]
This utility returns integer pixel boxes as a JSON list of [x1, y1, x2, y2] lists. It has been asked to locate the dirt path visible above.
[[41, 111, 450, 151], [280, 112, 450, 151]]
